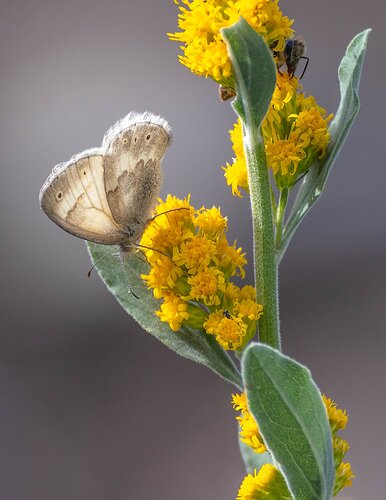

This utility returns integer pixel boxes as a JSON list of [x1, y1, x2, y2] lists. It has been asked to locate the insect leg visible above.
[[299, 56, 310, 80]]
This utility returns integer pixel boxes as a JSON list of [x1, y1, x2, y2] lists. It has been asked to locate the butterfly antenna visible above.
[[87, 246, 118, 277], [149, 207, 190, 222]]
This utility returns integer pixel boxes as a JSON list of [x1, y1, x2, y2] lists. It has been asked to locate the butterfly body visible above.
[[40, 112, 171, 254]]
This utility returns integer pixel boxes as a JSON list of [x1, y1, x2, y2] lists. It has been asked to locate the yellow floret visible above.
[[236, 464, 292, 499], [156, 293, 190, 331]]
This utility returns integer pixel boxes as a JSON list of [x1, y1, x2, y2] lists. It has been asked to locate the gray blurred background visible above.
[[0, 0, 385, 498]]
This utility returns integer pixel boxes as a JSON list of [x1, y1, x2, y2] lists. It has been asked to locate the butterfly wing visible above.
[[39, 148, 126, 245], [102, 112, 171, 229]]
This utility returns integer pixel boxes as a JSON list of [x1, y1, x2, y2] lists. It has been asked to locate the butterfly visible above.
[[39, 112, 172, 257]]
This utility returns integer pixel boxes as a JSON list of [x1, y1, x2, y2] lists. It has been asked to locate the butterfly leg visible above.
[[134, 249, 148, 265], [133, 243, 168, 258]]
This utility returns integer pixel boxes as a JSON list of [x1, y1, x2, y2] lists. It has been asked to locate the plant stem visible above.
[[243, 125, 281, 351], [274, 188, 289, 250]]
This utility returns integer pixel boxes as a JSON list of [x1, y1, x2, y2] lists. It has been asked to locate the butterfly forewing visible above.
[[39, 149, 125, 245]]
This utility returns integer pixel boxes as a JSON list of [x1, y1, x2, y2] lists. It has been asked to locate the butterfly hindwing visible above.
[[102, 119, 169, 227], [39, 149, 126, 245]]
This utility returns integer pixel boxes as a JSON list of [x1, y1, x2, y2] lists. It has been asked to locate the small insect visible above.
[[277, 36, 309, 80], [39, 112, 172, 258], [223, 310, 231, 319], [219, 85, 237, 102]]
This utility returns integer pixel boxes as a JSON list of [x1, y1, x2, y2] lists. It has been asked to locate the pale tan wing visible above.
[[102, 112, 172, 227], [39, 148, 126, 245]]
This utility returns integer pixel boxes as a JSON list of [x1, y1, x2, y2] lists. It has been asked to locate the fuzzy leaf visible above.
[[221, 17, 276, 129], [87, 242, 242, 389], [242, 343, 334, 500], [279, 29, 371, 261], [239, 437, 272, 474]]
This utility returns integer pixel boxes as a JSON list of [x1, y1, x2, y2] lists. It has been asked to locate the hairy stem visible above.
[[243, 125, 281, 350], [274, 188, 289, 251]]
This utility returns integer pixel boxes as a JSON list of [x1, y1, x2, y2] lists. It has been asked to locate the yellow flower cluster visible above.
[[223, 73, 333, 194], [168, 0, 293, 84], [223, 121, 249, 197], [322, 395, 348, 434], [322, 395, 355, 495], [236, 464, 291, 500], [233, 393, 354, 497], [232, 393, 266, 453], [140, 195, 262, 350]]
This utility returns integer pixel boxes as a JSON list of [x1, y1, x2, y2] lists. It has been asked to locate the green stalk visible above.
[[274, 188, 289, 251], [243, 125, 281, 350], [221, 19, 280, 350]]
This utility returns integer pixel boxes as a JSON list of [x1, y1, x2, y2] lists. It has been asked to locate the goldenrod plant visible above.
[[88, 1, 369, 498]]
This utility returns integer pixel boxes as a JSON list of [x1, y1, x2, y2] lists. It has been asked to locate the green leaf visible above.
[[239, 436, 272, 474], [242, 343, 334, 500], [87, 242, 242, 389], [221, 17, 276, 130], [279, 29, 371, 262]]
